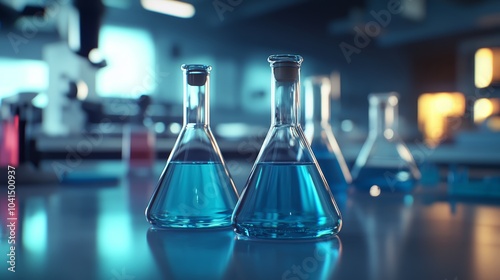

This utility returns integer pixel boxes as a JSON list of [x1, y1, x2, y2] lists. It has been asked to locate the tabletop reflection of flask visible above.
[[351, 92, 420, 192], [147, 228, 234, 280], [232, 55, 342, 240], [304, 75, 351, 193]]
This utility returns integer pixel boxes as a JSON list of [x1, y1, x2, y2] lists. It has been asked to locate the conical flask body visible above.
[[233, 126, 342, 239], [232, 55, 342, 239]]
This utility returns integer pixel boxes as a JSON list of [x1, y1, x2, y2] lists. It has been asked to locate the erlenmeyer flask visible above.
[[351, 92, 421, 192], [232, 55, 342, 239], [304, 75, 352, 192], [145, 64, 239, 228]]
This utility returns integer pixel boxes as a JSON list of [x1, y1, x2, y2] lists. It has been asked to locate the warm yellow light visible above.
[[418, 92, 465, 146], [487, 116, 500, 131], [474, 98, 494, 123], [141, 0, 195, 18], [475, 48, 493, 88], [475, 48, 500, 89]]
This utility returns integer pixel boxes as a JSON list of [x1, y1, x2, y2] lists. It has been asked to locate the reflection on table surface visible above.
[[1, 161, 500, 280]]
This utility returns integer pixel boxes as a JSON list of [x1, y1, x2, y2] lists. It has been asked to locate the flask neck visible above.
[[183, 70, 210, 126], [369, 97, 398, 138], [271, 67, 300, 126], [305, 78, 331, 127]]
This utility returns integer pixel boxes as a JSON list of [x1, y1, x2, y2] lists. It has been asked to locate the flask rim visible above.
[[268, 54, 303, 67], [181, 64, 212, 73], [304, 75, 331, 86]]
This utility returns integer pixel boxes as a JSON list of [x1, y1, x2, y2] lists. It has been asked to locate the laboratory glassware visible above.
[[232, 55, 342, 239], [304, 75, 352, 192], [122, 95, 156, 175], [351, 92, 421, 191], [145, 64, 239, 228]]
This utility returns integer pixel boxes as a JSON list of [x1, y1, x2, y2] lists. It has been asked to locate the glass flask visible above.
[[304, 75, 352, 193], [145, 64, 239, 228], [351, 92, 421, 192], [232, 55, 342, 239]]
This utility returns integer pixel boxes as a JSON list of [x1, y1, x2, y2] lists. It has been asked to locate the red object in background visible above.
[[122, 125, 156, 174], [0, 115, 19, 167], [129, 129, 155, 166]]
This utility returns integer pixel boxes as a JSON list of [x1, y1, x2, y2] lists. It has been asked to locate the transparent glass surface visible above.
[[351, 93, 421, 192], [145, 64, 239, 228], [122, 123, 156, 176], [232, 55, 342, 239], [304, 76, 351, 193]]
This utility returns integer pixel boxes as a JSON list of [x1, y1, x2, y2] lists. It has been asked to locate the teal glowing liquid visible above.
[[233, 162, 341, 239], [146, 161, 237, 228], [314, 152, 349, 193]]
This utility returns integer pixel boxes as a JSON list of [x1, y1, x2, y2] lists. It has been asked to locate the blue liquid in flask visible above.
[[233, 162, 342, 239], [313, 149, 349, 193], [303, 75, 352, 193], [147, 161, 238, 228]]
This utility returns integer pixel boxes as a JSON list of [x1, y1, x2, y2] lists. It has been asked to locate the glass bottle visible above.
[[304, 75, 352, 193], [232, 55, 342, 239], [145, 64, 239, 228], [351, 92, 421, 192]]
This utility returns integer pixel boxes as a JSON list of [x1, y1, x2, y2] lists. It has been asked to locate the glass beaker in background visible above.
[[145, 64, 238, 228], [351, 92, 420, 192], [304, 75, 351, 193], [122, 95, 156, 176], [232, 55, 342, 240]]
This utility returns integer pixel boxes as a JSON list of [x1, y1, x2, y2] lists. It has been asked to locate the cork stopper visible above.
[[273, 66, 299, 82], [187, 72, 207, 86], [181, 64, 212, 86]]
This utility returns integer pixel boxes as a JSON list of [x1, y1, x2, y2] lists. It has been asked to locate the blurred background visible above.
[[0, 0, 500, 167], [1, 1, 500, 279]]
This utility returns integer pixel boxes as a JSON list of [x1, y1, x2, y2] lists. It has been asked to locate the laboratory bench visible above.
[[36, 132, 500, 166], [1, 160, 500, 280]]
